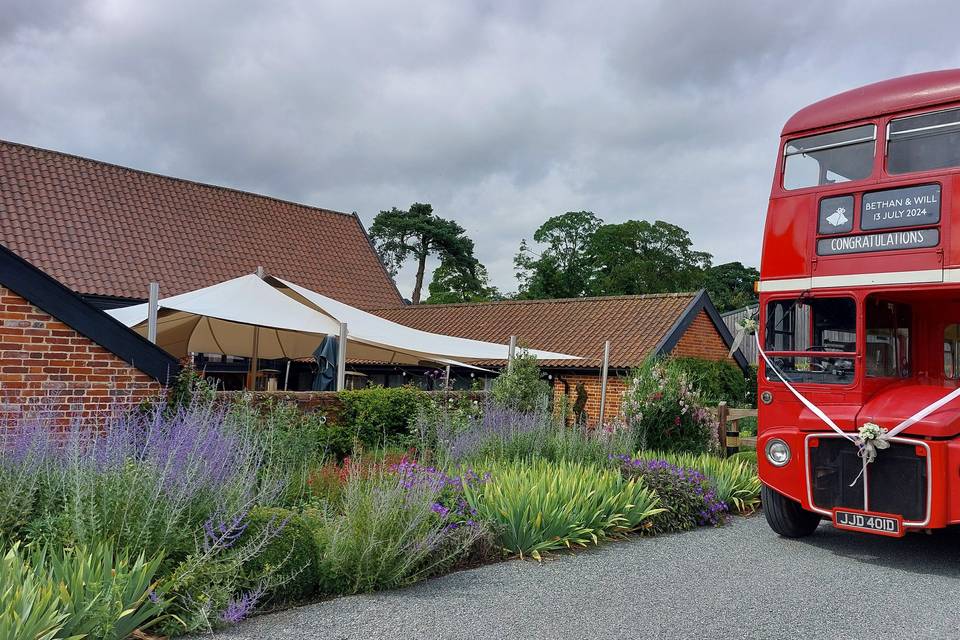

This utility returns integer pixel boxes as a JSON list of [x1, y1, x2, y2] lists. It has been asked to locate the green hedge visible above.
[[241, 507, 322, 604], [670, 357, 750, 407], [337, 386, 431, 449]]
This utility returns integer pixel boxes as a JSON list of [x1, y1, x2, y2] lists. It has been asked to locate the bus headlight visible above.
[[765, 439, 791, 467]]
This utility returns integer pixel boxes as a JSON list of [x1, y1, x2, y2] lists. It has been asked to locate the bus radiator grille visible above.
[[808, 437, 927, 522]]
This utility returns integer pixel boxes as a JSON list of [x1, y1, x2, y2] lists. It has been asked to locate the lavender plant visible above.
[[318, 458, 487, 594], [18, 401, 276, 564], [0, 420, 56, 541], [631, 450, 761, 513], [615, 456, 728, 532], [419, 400, 632, 466], [219, 587, 265, 624], [0, 395, 302, 635]]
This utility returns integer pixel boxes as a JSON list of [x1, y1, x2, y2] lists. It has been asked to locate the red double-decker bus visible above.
[[758, 70, 960, 538]]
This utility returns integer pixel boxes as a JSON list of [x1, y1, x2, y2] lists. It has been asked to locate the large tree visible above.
[[702, 261, 759, 312], [512, 213, 759, 309], [425, 258, 500, 304], [369, 203, 477, 304], [514, 211, 602, 299], [586, 220, 712, 295]]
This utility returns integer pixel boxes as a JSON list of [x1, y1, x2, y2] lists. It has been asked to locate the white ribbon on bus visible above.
[[751, 332, 960, 486]]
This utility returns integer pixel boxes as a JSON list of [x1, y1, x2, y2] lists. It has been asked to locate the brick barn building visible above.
[[0, 243, 180, 423], [0, 139, 746, 423], [376, 291, 748, 426]]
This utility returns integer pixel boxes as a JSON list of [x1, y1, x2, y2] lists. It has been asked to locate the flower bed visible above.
[[0, 362, 759, 637]]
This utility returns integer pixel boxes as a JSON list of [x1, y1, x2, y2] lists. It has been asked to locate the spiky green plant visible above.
[[462, 460, 663, 560], [632, 451, 761, 513], [0, 544, 70, 640], [47, 543, 166, 640]]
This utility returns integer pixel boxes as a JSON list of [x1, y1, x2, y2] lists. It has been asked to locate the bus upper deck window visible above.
[[888, 107, 960, 174], [783, 124, 876, 190]]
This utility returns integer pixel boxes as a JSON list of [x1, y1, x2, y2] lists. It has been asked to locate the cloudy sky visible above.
[[2, 0, 960, 297]]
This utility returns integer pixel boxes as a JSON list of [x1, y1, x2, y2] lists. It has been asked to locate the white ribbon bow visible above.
[[855, 423, 890, 464]]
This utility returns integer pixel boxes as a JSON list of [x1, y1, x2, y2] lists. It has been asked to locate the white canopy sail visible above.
[[107, 273, 580, 364], [271, 276, 577, 362]]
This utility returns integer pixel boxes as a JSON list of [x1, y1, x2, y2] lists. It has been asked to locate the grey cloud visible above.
[[2, 0, 960, 298]]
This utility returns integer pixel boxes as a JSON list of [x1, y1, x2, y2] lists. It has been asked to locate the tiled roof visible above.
[[374, 293, 701, 368], [0, 140, 404, 310]]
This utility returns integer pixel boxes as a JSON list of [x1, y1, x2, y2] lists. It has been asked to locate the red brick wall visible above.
[[553, 373, 628, 427], [0, 285, 164, 423], [671, 310, 731, 360], [552, 311, 735, 426]]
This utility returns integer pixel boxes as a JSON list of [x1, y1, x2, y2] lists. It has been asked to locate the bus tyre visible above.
[[762, 484, 821, 538]]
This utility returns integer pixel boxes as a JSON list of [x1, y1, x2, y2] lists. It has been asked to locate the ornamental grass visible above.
[[461, 459, 663, 560]]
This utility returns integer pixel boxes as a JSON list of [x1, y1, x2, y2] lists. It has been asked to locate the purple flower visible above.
[[203, 510, 249, 553], [219, 587, 265, 624], [618, 455, 729, 528]]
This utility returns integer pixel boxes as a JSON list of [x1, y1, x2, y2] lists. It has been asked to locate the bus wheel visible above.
[[762, 484, 821, 538]]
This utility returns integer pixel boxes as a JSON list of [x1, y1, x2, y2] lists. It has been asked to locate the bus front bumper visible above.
[[758, 429, 960, 530]]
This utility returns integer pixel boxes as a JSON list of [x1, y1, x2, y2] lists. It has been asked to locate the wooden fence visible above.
[[716, 402, 757, 455]]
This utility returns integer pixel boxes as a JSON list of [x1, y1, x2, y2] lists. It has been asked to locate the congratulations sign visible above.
[[817, 229, 939, 256], [861, 184, 940, 230]]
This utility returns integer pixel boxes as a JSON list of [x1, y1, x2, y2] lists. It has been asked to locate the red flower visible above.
[[674, 416, 681, 426]]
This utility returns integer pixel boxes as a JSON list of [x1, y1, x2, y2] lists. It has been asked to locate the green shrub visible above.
[[671, 357, 748, 406], [490, 352, 551, 412], [462, 459, 663, 560], [338, 386, 431, 449], [240, 507, 320, 604], [0, 544, 67, 640], [167, 365, 218, 412], [622, 359, 719, 454], [318, 463, 484, 594], [156, 503, 307, 634], [632, 450, 761, 513], [736, 416, 757, 437], [48, 543, 165, 640], [252, 401, 345, 506]]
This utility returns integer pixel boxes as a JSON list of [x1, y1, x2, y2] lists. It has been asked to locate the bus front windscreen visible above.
[[783, 124, 876, 190], [765, 297, 856, 384]]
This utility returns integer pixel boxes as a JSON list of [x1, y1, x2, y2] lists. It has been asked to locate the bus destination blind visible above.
[[861, 184, 940, 230], [817, 228, 939, 255]]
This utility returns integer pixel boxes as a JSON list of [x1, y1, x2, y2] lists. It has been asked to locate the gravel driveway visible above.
[[210, 515, 960, 639]]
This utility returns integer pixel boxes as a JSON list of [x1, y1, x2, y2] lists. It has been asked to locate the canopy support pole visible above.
[[284, 360, 291, 391], [147, 283, 159, 344], [445, 364, 451, 391], [508, 335, 517, 372], [598, 340, 611, 427], [246, 266, 268, 391], [336, 322, 348, 391], [246, 326, 260, 390]]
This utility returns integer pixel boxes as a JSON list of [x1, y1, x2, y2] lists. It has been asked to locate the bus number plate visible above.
[[832, 508, 904, 537]]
